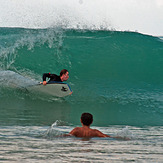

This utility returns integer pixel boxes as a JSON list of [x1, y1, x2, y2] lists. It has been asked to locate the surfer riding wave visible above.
[[42, 69, 69, 85]]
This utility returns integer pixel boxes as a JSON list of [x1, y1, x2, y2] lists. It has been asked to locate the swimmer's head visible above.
[[81, 113, 93, 126]]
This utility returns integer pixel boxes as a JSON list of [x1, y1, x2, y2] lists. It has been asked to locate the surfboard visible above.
[[28, 81, 72, 97]]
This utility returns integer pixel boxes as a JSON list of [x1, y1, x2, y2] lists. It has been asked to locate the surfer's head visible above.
[[60, 69, 69, 81], [81, 113, 93, 126]]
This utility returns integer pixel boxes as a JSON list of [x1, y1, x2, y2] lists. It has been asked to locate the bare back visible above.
[[69, 127, 110, 138]]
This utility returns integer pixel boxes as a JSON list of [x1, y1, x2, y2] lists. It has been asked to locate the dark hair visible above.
[[60, 69, 68, 77], [81, 113, 93, 126]]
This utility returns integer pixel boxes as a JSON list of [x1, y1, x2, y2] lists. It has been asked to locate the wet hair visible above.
[[81, 113, 93, 126], [60, 69, 68, 77]]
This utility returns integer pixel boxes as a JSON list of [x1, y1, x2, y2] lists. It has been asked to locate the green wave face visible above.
[[0, 28, 163, 126]]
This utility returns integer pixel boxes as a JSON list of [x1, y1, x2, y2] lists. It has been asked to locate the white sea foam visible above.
[[0, 70, 37, 88], [116, 126, 135, 139]]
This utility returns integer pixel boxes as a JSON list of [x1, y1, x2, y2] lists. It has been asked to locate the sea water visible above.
[[0, 1, 163, 162], [0, 27, 162, 163]]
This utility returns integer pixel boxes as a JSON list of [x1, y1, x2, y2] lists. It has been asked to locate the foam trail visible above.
[[0, 70, 38, 88], [0, 0, 163, 35]]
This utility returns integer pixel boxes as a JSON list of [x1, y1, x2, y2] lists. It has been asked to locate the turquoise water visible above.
[[0, 28, 162, 126], [0, 27, 163, 162]]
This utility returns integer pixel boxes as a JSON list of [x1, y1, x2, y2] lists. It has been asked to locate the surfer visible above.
[[42, 69, 69, 85], [65, 113, 111, 138]]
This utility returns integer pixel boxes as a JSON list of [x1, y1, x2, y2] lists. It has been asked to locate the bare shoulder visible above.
[[71, 127, 81, 131], [93, 129, 110, 137], [69, 127, 81, 136]]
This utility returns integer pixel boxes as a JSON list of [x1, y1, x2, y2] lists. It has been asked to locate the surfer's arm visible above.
[[42, 73, 53, 85], [42, 73, 60, 84], [43, 81, 47, 85], [43, 73, 50, 81]]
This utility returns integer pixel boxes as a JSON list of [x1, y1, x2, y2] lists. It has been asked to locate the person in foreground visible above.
[[66, 113, 110, 138], [42, 69, 69, 85], [64, 113, 130, 140]]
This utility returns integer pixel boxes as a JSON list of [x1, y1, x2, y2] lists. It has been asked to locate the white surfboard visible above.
[[28, 81, 72, 97]]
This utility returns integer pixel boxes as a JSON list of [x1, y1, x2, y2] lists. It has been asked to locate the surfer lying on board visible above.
[[64, 113, 129, 139], [42, 69, 69, 85]]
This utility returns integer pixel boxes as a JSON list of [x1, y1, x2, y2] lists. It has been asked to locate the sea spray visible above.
[[42, 120, 71, 139], [116, 126, 135, 140], [0, 0, 163, 35]]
